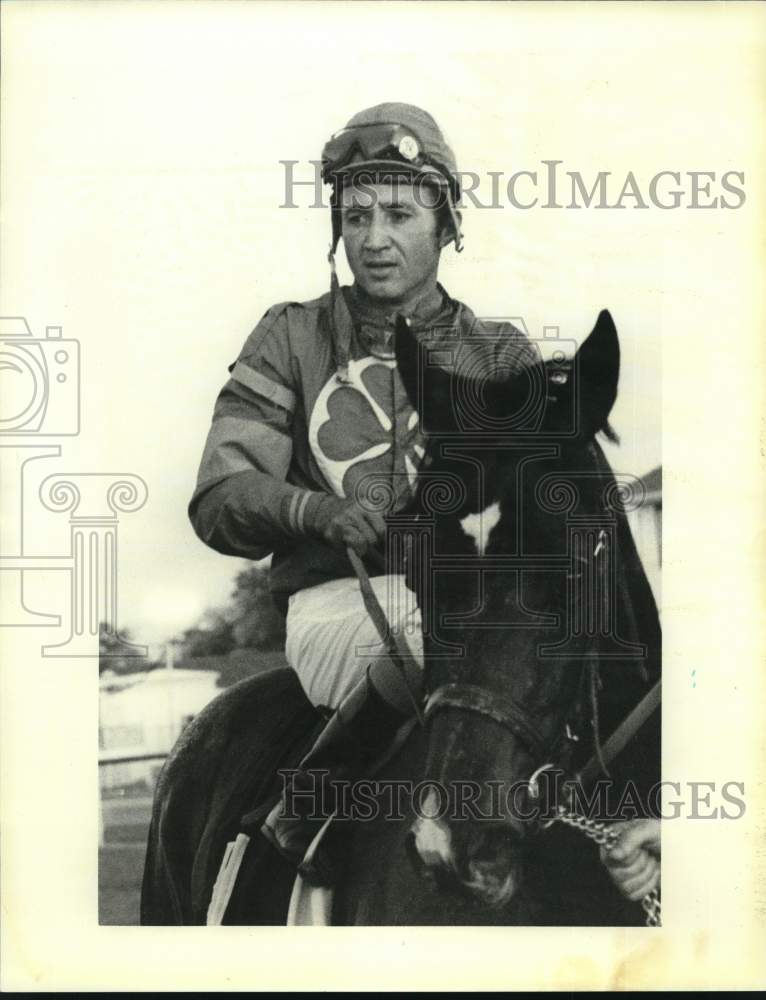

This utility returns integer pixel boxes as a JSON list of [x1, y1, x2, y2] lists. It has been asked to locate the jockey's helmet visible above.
[[321, 102, 463, 255]]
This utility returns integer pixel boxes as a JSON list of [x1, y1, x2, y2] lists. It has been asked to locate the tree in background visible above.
[[229, 564, 286, 650], [98, 564, 286, 685], [99, 625, 158, 675], [176, 563, 285, 660], [175, 607, 236, 658]]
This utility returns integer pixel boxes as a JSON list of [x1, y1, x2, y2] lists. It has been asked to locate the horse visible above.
[[140, 309, 661, 926]]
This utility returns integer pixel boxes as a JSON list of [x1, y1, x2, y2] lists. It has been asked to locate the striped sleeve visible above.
[[189, 306, 324, 559]]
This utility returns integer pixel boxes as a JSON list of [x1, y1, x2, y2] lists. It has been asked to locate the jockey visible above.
[[189, 102, 533, 884]]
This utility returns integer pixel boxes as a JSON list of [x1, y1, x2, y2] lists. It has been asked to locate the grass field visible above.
[[99, 795, 153, 925], [99, 843, 147, 924]]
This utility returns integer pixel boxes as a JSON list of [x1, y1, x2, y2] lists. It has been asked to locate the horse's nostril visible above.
[[408, 818, 522, 907], [457, 826, 522, 906]]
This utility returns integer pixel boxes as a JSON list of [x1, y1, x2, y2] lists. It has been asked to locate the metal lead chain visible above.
[[552, 806, 661, 927], [641, 887, 662, 927]]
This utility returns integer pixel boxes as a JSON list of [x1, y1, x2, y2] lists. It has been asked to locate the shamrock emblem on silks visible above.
[[308, 356, 425, 508]]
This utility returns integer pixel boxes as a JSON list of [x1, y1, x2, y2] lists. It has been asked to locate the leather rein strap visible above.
[[578, 679, 661, 784], [346, 546, 425, 724], [347, 545, 660, 778]]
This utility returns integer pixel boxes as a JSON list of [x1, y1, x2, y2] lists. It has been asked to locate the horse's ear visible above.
[[394, 315, 463, 434], [575, 309, 620, 439]]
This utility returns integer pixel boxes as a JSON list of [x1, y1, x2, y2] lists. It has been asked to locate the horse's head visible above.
[[394, 309, 632, 908]]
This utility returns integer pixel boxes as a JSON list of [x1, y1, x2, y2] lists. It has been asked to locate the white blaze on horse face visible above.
[[412, 789, 454, 868], [459, 501, 501, 556]]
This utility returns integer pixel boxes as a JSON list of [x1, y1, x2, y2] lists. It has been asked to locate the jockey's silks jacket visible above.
[[189, 282, 536, 611]]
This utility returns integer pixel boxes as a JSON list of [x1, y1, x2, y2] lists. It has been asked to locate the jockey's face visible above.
[[340, 179, 448, 310]]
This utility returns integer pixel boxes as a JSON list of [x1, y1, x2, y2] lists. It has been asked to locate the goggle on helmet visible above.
[[321, 121, 463, 253]]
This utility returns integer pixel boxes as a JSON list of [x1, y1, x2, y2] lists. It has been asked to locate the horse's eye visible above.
[[549, 371, 568, 385]]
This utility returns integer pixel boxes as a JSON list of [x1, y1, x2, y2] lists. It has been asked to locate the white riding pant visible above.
[[284, 574, 424, 710]]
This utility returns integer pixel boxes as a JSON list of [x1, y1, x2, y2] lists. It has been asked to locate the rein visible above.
[[347, 542, 660, 780], [346, 542, 661, 787], [348, 541, 662, 926], [578, 678, 660, 785], [346, 546, 425, 724]]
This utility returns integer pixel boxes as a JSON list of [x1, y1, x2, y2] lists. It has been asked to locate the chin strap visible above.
[[447, 198, 464, 253], [328, 246, 352, 383]]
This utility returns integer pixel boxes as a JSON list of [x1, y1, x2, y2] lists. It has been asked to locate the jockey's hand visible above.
[[308, 494, 386, 557], [599, 818, 660, 903]]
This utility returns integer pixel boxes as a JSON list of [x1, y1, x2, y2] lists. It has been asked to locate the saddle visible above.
[[206, 675, 418, 925], [141, 666, 323, 925]]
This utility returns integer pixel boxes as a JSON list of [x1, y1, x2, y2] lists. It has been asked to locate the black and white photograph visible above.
[[1, 0, 764, 990]]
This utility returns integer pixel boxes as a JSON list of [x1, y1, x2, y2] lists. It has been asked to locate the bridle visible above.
[[422, 527, 613, 775], [424, 683, 550, 761], [347, 532, 617, 780], [347, 526, 662, 926], [420, 607, 662, 928]]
